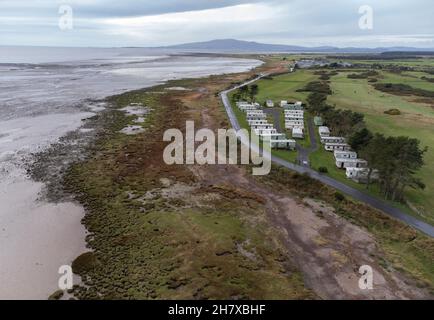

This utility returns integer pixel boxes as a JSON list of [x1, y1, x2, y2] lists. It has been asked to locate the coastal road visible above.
[[220, 75, 434, 238]]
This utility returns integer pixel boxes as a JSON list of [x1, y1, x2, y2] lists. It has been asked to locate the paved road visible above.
[[220, 75, 434, 238], [263, 108, 283, 132], [296, 117, 318, 166]]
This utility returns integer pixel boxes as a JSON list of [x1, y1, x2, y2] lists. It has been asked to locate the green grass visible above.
[[327, 70, 434, 223], [254, 70, 317, 104], [297, 114, 312, 148], [379, 71, 434, 92], [273, 149, 298, 164]]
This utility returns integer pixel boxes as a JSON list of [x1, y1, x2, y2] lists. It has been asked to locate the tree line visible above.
[[232, 84, 259, 102]]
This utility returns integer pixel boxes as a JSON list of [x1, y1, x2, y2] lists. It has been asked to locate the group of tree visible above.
[[355, 133, 427, 201], [232, 84, 259, 102]]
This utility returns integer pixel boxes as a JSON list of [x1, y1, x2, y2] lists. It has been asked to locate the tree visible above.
[[349, 128, 373, 152], [249, 84, 259, 102], [360, 133, 389, 189], [238, 85, 249, 99], [387, 136, 427, 201], [361, 134, 427, 200]]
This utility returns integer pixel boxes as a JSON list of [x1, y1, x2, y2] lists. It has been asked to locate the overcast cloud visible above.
[[0, 0, 433, 48]]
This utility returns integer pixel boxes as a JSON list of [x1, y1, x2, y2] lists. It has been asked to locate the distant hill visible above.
[[158, 39, 434, 54]]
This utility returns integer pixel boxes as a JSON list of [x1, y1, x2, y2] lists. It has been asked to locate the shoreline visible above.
[[0, 56, 263, 300], [15, 55, 434, 299]]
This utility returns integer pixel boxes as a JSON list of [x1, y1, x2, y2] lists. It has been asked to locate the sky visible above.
[[0, 0, 433, 48]]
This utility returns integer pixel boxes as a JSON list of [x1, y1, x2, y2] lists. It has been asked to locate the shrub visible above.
[[384, 108, 401, 115], [334, 192, 345, 202], [318, 166, 328, 173], [48, 290, 64, 300], [72, 252, 99, 274]]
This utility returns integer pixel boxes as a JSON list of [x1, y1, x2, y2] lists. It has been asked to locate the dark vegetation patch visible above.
[[384, 108, 402, 115], [313, 70, 339, 81], [421, 76, 434, 83], [318, 166, 328, 173], [48, 290, 64, 300], [296, 81, 332, 95], [374, 83, 434, 98], [72, 252, 99, 274], [347, 71, 379, 79]]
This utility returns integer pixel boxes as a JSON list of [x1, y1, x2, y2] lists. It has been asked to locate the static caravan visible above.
[[284, 110, 304, 116], [280, 100, 289, 107], [283, 103, 304, 111], [292, 127, 304, 139], [285, 120, 304, 129], [246, 112, 266, 118], [237, 103, 257, 111], [251, 123, 274, 130], [314, 116, 323, 126], [237, 102, 259, 107], [325, 143, 351, 152], [271, 139, 296, 150], [246, 114, 267, 121], [266, 100, 274, 108], [320, 136, 346, 144], [248, 119, 269, 125], [240, 106, 259, 112], [318, 126, 330, 137], [246, 110, 265, 115], [254, 128, 278, 135], [335, 158, 368, 169], [259, 133, 287, 141], [346, 167, 379, 184], [334, 150, 357, 160], [285, 114, 304, 121]]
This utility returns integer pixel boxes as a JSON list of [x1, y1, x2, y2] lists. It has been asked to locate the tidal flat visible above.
[[40, 57, 434, 299]]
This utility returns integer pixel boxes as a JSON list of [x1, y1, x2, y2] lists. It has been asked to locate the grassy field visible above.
[[378, 71, 434, 92], [327, 70, 434, 223], [254, 71, 316, 104]]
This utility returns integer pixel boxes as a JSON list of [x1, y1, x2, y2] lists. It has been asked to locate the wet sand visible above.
[[0, 179, 87, 299]]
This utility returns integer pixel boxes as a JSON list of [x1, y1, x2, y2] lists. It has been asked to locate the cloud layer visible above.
[[1, 0, 433, 48]]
